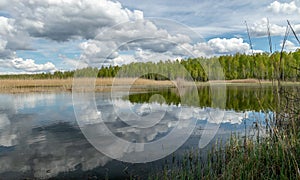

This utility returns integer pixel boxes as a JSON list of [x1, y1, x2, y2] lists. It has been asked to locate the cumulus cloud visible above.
[[80, 37, 257, 66], [249, 17, 300, 40], [0, 39, 10, 58], [0, 0, 148, 72], [0, 56, 57, 73], [78, 19, 193, 66], [10, 58, 57, 72], [207, 38, 250, 54], [180, 37, 258, 57], [250, 18, 287, 37], [133, 48, 182, 62], [0, 15, 57, 73], [0, 16, 32, 60], [110, 54, 136, 66], [0, 16, 31, 52], [0, 39, 6, 51], [281, 40, 300, 52], [268, 1, 300, 14], [4, 0, 144, 41], [0, 16, 47, 73], [79, 17, 255, 66]]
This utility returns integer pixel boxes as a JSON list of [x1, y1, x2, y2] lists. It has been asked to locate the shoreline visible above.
[[1, 78, 300, 93]]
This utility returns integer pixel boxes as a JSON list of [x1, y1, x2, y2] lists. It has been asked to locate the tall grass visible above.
[[149, 86, 300, 179], [0, 78, 174, 93], [150, 130, 300, 179]]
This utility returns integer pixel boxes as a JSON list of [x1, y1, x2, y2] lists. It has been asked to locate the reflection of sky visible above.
[[13, 93, 56, 111], [0, 93, 270, 179]]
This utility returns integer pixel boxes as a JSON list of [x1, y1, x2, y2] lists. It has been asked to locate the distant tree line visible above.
[[1, 50, 300, 81], [0, 71, 75, 80]]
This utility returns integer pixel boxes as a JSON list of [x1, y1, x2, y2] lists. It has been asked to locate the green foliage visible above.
[[0, 71, 75, 79], [1, 50, 300, 81], [149, 131, 300, 180], [127, 86, 276, 111], [148, 85, 300, 180]]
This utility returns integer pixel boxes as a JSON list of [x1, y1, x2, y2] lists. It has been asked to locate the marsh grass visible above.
[[1, 78, 300, 93], [0, 79, 73, 93], [149, 85, 300, 180], [149, 129, 300, 180], [0, 78, 175, 93], [149, 108, 300, 180]]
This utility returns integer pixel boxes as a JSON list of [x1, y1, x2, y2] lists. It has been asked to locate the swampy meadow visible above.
[[0, 51, 300, 179]]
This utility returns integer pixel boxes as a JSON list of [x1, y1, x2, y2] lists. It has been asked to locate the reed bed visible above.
[[149, 130, 300, 180], [0, 78, 175, 93], [0, 79, 73, 93], [2, 78, 299, 93]]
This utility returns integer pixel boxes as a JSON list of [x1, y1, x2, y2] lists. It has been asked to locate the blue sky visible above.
[[0, 0, 300, 74]]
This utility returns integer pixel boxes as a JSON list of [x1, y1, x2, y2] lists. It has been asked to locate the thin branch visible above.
[[279, 25, 290, 81], [245, 21, 254, 55], [287, 20, 300, 45], [267, 18, 273, 54]]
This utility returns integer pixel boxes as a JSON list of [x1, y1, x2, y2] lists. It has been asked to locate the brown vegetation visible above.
[[0, 78, 174, 93], [1, 78, 299, 93]]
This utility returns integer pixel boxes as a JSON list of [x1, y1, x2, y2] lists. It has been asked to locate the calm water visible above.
[[0, 86, 273, 179]]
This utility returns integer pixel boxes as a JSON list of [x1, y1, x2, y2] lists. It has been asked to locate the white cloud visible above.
[[0, 16, 14, 35], [80, 23, 257, 66], [0, 16, 52, 73], [4, 0, 144, 41], [59, 55, 88, 70], [118, 0, 267, 33], [93, 20, 191, 49], [0, 39, 7, 52], [10, 58, 57, 72], [250, 18, 287, 37], [77, 14, 258, 67], [134, 48, 183, 62], [191, 26, 241, 37], [281, 40, 300, 51], [80, 42, 102, 55], [79, 19, 193, 66], [179, 38, 257, 57], [268, 1, 300, 14], [0, 16, 31, 52], [207, 38, 250, 54], [0, 17, 18, 58], [111, 54, 136, 66]]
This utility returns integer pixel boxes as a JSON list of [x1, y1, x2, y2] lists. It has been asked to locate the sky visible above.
[[0, 0, 300, 74]]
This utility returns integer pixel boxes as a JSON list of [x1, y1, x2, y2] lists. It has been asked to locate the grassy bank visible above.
[[149, 86, 300, 179], [150, 130, 300, 179]]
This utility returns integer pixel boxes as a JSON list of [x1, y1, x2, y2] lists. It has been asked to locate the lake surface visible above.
[[0, 86, 274, 179]]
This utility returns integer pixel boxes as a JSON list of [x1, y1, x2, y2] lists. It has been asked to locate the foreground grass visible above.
[[149, 129, 300, 180]]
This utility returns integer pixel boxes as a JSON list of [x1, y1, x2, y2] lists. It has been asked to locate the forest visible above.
[[127, 86, 276, 111], [1, 50, 300, 81]]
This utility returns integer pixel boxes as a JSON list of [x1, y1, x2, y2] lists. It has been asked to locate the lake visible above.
[[0, 85, 275, 179]]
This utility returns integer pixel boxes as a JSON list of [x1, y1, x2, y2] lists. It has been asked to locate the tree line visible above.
[[127, 86, 276, 111], [1, 50, 300, 81]]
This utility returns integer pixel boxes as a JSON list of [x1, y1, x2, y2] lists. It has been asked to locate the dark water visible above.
[[0, 86, 274, 179]]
